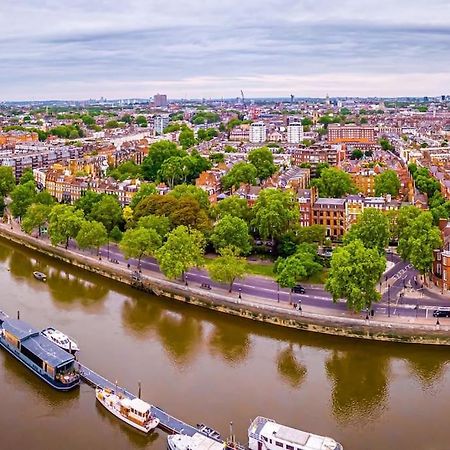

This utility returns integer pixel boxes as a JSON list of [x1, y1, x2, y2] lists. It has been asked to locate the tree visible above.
[[221, 162, 257, 191], [76, 220, 108, 254], [214, 195, 252, 222], [397, 205, 423, 240], [107, 160, 141, 181], [48, 204, 85, 248], [210, 215, 252, 255], [310, 168, 356, 198], [248, 147, 276, 181], [120, 227, 162, 265], [0, 166, 15, 197], [109, 225, 123, 243], [207, 246, 247, 292], [19, 168, 35, 185], [156, 226, 205, 279], [130, 183, 157, 210], [35, 190, 55, 206], [21, 204, 51, 236], [168, 196, 212, 232], [179, 128, 196, 149], [158, 156, 184, 188], [398, 212, 442, 278], [141, 141, 185, 181], [275, 255, 307, 304], [344, 208, 390, 253], [350, 149, 364, 160], [325, 240, 386, 312], [89, 195, 123, 233], [74, 191, 104, 216], [10, 181, 36, 218], [135, 115, 148, 127], [138, 215, 170, 238], [315, 162, 330, 179], [374, 170, 401, 197], [252, 189, 299, 242], [169, 184, 211, 210]]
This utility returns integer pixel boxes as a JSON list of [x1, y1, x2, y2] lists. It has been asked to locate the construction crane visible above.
[[241, 90, 246, 107]]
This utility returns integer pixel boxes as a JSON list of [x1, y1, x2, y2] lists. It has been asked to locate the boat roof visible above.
[[21, 333, 75, 368], [2, 319, 39, 341], [170, 433, 224, 450], [121, 397, 151, 414]]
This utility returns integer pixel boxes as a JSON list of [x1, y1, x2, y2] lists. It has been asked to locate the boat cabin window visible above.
[[275, 441, 283, 447], [262, 436, 268, 442], [286, 445, 294, 450]]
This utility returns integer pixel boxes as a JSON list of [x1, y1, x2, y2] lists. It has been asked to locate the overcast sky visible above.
[[1, 0, 450, 100]]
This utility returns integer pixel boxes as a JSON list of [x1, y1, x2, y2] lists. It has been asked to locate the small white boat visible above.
[[33, 271, 47, 281], [248, 416, 343, 450], [42, 327, 79, 354], [96, 387, 160, 433], [167, 433, 225, 450]]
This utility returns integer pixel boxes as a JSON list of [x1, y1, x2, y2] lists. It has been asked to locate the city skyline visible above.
[[1, 0, 450, 100]]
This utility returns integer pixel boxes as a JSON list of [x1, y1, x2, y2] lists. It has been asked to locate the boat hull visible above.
[[0, 338, 79, 391], [96, 392, 159, 433]]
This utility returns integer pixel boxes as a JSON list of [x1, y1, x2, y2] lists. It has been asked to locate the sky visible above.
[[1, 0, 450, 100]]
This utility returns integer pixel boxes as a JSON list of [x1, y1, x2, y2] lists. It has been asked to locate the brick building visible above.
[[328, 124, 376, 144]]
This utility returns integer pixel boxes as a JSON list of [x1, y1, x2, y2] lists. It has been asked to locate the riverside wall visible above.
[[1, 226, 450, 346]]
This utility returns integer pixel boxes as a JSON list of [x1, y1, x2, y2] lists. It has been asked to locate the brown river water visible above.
[[0, 237, 449, 450]]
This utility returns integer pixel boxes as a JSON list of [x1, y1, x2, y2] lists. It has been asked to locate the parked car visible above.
[[432, 307, 450, 318], [291, 285, 306, 294]]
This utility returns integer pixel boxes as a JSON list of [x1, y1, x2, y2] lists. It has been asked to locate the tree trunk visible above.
[[229, 278, 235, 293], [65, 237, 69, 249], [289, 289, 292, 305]]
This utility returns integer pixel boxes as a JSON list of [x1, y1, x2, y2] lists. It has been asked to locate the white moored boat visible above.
[[42, 327, 79, 354], [96, 387, 160, 433], [167, 433, 225, 450], [248, 417, 343, 450]]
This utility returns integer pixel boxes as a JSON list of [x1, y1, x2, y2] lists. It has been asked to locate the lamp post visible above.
[[387, 283, 391, 318], [238, 288, 242, 300], [185, 274, 188, 286], [277, 283, 280, 303]]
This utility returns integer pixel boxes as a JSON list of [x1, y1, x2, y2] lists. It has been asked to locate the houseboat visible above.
[[0, 318, 80, 391], [248, 417, 343, 450], [33, 271, 47, 282], [42, 327, 79, 354], [96, 387, 160, 433], [167, 433, 225, 450]]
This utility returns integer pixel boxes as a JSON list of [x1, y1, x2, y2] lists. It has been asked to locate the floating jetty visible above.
[[78, 362, 243, 446]]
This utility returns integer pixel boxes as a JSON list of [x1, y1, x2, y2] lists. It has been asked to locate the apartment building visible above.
[[328, 124, 376, 144], [154, 114, 170, 134], [312, 198, 347, 239], [287, 122, 304, 144], [153, 94, 168, 108], [249, 122, 267, 144]]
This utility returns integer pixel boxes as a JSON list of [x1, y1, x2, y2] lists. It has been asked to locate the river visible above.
[[0, 237, 449, 450]]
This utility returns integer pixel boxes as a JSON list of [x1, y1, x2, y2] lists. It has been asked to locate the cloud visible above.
[[0, 0, 449, 100]]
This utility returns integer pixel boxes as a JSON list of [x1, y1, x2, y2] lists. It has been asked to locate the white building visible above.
[[154, 115, 170, 134], [287, 122, 304, 144], [249, 122, 267, 143]]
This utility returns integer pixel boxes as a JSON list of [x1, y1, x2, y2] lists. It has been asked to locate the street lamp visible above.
[[387, 283, 391, 318], [238, 288, 242, 299], [277, 284, 280, 303], [185, 274, 188, 286]]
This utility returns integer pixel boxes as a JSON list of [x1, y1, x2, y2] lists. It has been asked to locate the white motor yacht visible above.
[[248, 417, 343, 450], [96, 387, 159, 433], [42, 327, 79, 354]]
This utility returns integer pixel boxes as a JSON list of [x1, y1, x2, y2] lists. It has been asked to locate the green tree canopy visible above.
[[107, 161, 142, 181], [141, 141, 186, 181], [398, 212, 442, 275], [89, 195, 122, 233], [248, 147, 277, 181], [344, 208, 390, 253], [135, 115, 148, 127], [310, 168, 356, 198], [10, 180, 36, 218], [325, 239, 386, 312], [74, 191, 104, 216], [76, 220, 108, 254], [21, 203, 52, 235], [48, 204, 85, 248], [137, 214, 170, 238], [0, 166, 16, 197], [169, 184, 210, 210], [207, 246, 247, 292], [374, 170, 401, 197], [214, 195, 252, 222], [221, 162, 257, 191], [210, 215, 252, 255], [252, 189, 299, 241], [19, 168, 34, 185], [130, 183, 157, 210], [156, 226, 205, 279], [34, 190, 55, 206], [179, 128, 196, 149], [120, 227, 162, 264]]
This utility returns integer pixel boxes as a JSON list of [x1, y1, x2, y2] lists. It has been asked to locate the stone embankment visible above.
[[1, 225, 450, 346]]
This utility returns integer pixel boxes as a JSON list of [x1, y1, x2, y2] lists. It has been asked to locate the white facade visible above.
[[154, 115, 170, 134], [287, 122, 304, 144], [249, 122, 267, 143]]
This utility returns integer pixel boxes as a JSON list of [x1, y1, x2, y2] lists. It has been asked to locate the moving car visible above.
[[432, 307, 450, 318], [292, 285, 306, 294]]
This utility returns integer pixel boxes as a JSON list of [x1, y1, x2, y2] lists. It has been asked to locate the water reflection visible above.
[[276, 344, 307, 388], [325, 346, 389, 423], [208, 318, 251, 365], [122, 297, 162, 336]]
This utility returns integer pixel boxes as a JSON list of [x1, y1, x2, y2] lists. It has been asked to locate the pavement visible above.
[[2, 219, 450, 328]]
